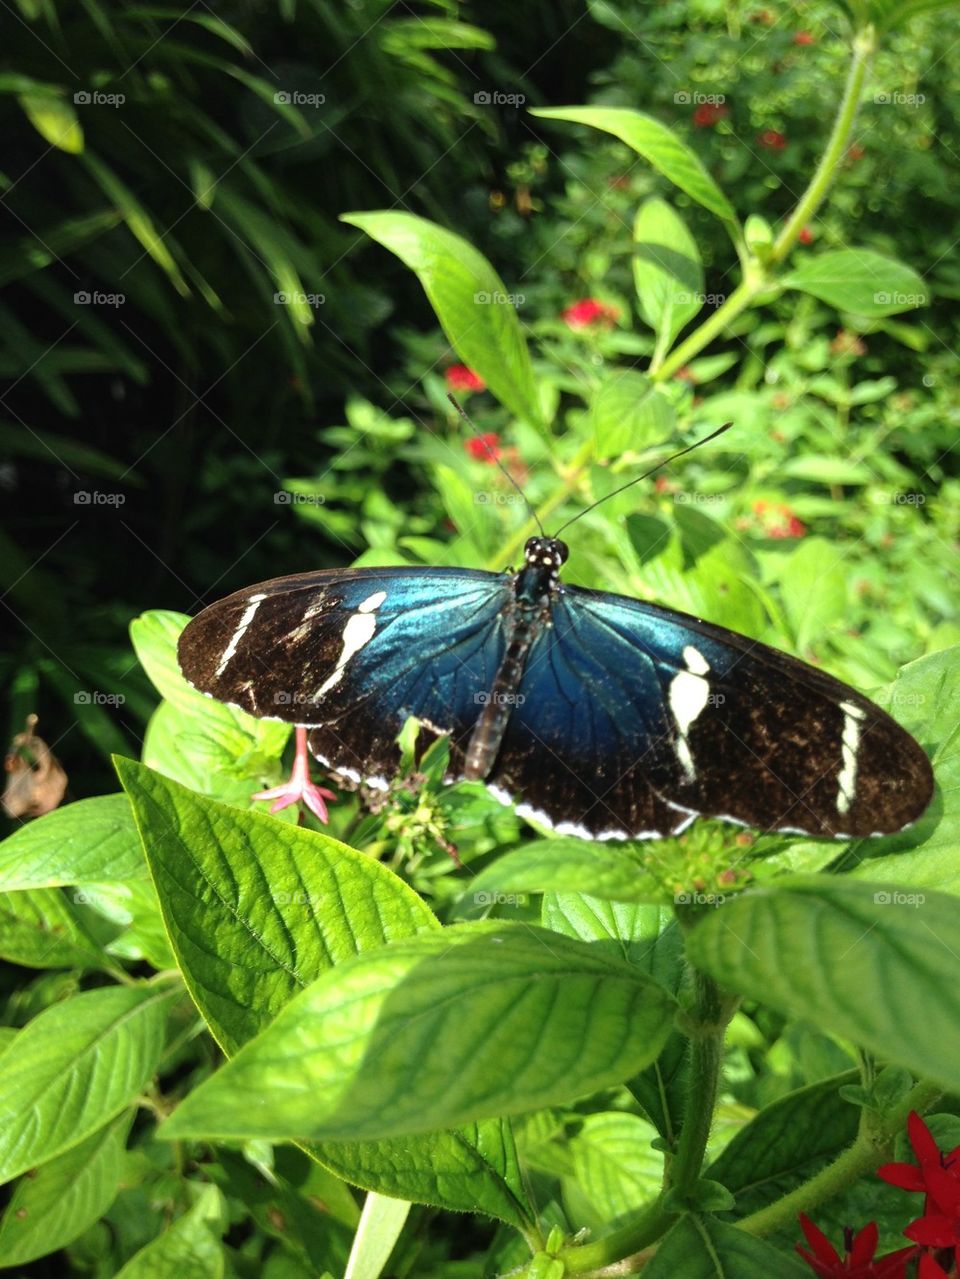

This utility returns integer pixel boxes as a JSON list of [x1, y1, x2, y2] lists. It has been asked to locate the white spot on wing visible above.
[[669, 648, 712, 782], [214, 592, 267, 678], [315, 591, 387, 698], [836, 700, 866, 815]]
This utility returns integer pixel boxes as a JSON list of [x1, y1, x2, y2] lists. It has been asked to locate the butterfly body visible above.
[[178, 536, 933, 842]]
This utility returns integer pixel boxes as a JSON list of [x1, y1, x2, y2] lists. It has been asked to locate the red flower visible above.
[[918, 1254, 951, 1278], [799, 225, 815, 244], [562, 298, 619, 330], [465, 433, 502, 464], [758, 129, 787, 150], [793, 30, 816, 43], [797, 1215, 917, 1278], [445, 364, 485, 392], [693, 102, 729, 127], [752, 499, 806, 539], [847, 143, 865, 163]]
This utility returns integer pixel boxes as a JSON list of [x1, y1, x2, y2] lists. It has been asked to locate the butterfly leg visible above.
[[253, 724, 337, 823]]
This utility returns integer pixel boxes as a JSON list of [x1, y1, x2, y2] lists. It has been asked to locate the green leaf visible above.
[[643, 1214, 809, 1277], [633, 198, 704, 349], [850, 645, 960, 889], [589, 372, 676, 459], [0, 794, 145, 890], [469, 838, 665, 904], [705, 1072, 860, 1216], [161, 921, 677, 1142], [343, 1193, 412, 1279], [0, 1112, 131, 1264], [566, 1113, 662, 1228], [686, 876, 960, 1094], [17, 93, 83, 153], [117, 760, 534, 1227], [114, 1184, 225, 1279], [780, 455, 874, 485], [531, 106, 738, 226], [342, 211, 541, 425], [782, 250, 928, 317], [777, 537, 847, 653], [0, 984, 173, 1183], [0, 888, 105, 969]]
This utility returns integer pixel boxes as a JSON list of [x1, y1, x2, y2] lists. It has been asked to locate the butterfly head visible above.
[[523, 537, 568, 573]]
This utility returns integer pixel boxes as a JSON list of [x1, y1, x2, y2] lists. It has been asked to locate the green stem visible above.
[[652, 25, 875, 385], [737, 1078, 943, 1239], [769, 24, 877, 265]]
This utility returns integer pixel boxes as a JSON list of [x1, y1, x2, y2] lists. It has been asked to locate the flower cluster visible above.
[[798, 1113, 960, 1279], [562, 298, 619, 330]]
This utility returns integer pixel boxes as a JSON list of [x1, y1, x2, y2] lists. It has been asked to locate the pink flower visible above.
[[465, 433, 502, 464], [562, 298, 619, 330], [445, 364, 485, 392]]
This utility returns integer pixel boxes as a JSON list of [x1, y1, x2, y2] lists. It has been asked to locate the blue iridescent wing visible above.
[[484, 585, 932, 840], [178, 567, 511, 786]]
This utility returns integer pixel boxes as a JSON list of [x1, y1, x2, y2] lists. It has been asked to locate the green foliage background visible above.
[[1, 0, 959, 1276]]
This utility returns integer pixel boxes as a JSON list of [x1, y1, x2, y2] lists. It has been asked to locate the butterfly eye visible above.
[[554, 540, 569, 566]]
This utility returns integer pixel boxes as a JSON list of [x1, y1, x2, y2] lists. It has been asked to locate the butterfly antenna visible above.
[[552, 421, 733, 538], [447, 393, 544, 536]]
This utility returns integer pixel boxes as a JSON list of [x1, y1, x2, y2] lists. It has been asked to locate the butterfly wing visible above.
[[178, 567, 511, 786], [483, 585, 932, 840]]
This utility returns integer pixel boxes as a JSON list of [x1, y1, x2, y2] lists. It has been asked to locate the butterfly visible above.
[[177, 527, 933, 842]]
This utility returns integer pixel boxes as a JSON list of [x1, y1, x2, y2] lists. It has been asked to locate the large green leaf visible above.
[[342, 211, 541, 425], [686, 876, 960, 1093], [468, 838, 665, 904], [161, 921, 677, 1142], [0, 794, 145, 890], [589, 371, 676, 459], [117, 759, 534, 1227], [633, 198, 704, 350], [565, 1112, 662, 1229], [777, 537, 847, 654], [0, 1112, 131, 1264], [0, 984, 173, 1183], [781, 249, 928, 317], [643, 1214, 809, 1277], [531, 106, 738, 225]]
